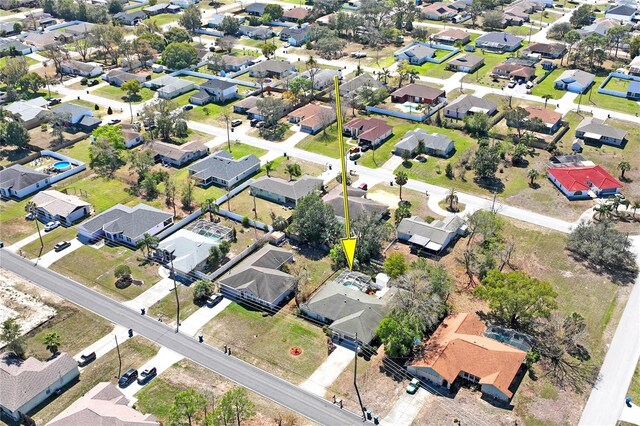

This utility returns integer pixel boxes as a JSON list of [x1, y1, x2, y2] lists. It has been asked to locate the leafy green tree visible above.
[[264, 3, 284, 20], [208, 245, 222, 267], [114, 264, 132, 281], [512, 143, 528, 165], [18, 72, 45, 95], [164, 26, 192, 44], [351, 213, 393, 265], [216, 387, 255, 426], [219, 239, 231, 257], [290, 194, 341, 246], [179, 4, 202, 34], [138, 32, 167, 52], [271, 215, 288, 231], [472, 142, 500, 180], [220, 15, 240, 35], [264, 160, 275, 177], [89, 137, 125, 177], [43, 332, 62, 354], [261, 42, 278, 59], [170, 388, 207, 426], [121, 79, 141, 100], [107, 0, 123, 14], [193, 279, 215, 301], [394, 171, 408, 200], [181, 178, 195, 211], [1, 318, 25, 359], [284, 163, 302, 181], [201, 198, 219, 221], [0, 120, 29, 148], [394, 204, 411, 225], [617, 161, 631, 179], [376, 316, 416, 357], [162, 42, 198, 70], [384, 252, 407, 278], [475, 269, 558, 328], [570, 4, 593, 28], [129, 150, 155, 182]]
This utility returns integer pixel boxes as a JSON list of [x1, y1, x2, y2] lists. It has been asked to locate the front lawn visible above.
[[531, 68, 567, 100], [21, 225, 79, 259], [461, 50, 516, 88], [296, 124, 342, 159], [408, 60, 456, 79], [229, 187, 292, 224], [147, 283, 200, 322], [576, 76, 640, 115], [147, 14, 181, 27], [199, 302, 327, 384], [0, 198, 34, 245], [93, 84, 156, 103], [171, 89, 199, 107], [50, 245, 161, 301]]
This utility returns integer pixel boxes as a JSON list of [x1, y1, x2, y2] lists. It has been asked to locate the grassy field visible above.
[[531, 68, 567, 100], [171, 89, 199, 107], [296, 125, 343, 159], [0, 55, 38, 68], [50, 245, 161, 301], [0, 198, 33, 245], [29, 337, 159, 425], [462, 50, 516, 89], [54, 172, 137, 213], [21, 225, 78, 258], [358, 119, 416, 169], [408, 59, 456, 79], [505, 25, 537, 37], [603, 76, 631, 93], [230, 187, 292, 224], [147, 283, 200, 322], [180, 75, 208, 85], [199, 302, 327, 384], [93, 85, 156, 103], [531, 10, 561, 24], [577, 76, 640, 115], [147, 13, 181, 27]]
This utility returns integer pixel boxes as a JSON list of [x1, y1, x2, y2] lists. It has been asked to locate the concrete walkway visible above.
[[380, 388, 432, 426], [620, 402, 640, 426], [300, 346, 354, 396], [34, 238, 84, 267], [183, 298, 232, 337], [73, 325, 130, 368], [381, 155, 404, 172], [123, 277, 175, 313]]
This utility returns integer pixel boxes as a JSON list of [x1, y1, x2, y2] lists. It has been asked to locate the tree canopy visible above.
[[162, 42, 198, 70], [290, 194, 341, 246]]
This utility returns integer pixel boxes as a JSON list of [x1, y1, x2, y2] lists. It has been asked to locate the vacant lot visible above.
[[577, 76, 640, 115], [462, 50, 516, 89], [29, 336, 159, 425], [0, 198, 34, 245], [93, 85, 155, 103], [199, 302, 327, 384], [231, 187, 292, 224], [50, 245, 160, 301], [148, 283, 199, 323]]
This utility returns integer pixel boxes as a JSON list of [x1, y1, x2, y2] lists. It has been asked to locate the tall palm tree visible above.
[[617, 161, 631, 179], [631, 200, 640, 218], [542, 94, 551, 109], [264, 160, 275, 177], [24, 201, 44, 256], [136, 233, 159, 257], [408, 69, 419, 84], [592, 203, 613, 221], [395, 171, 408, 201], [527, 169, 540, 186], [445, 188, 458, 212], [201, 198, 218, 221], [285, 163, 301, 181]]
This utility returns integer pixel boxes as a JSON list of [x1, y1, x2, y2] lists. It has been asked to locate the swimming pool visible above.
[[53, 161, 71, 172]]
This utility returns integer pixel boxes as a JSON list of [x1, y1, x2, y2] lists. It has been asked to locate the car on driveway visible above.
[[358, 183, 368, 191], [183, 105, 194, 111], [87, 79, 99, 87], [231, 119, 242, 127], [406, 378, 420, 394], [206, 293, 224, 307], [25, 212, 35, 221], [349, 152, 361, 161], [137, 367, 157, 385], [54, 241, 71, 252], [44, 221, 60, 232], [47, 98, 61, 106], [507, 81, 516, 89], [109, 119, 121, 125], [118, 369, 138, 388]]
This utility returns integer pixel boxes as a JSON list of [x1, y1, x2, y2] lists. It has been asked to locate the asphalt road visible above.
[[0, 251, 362, 426]]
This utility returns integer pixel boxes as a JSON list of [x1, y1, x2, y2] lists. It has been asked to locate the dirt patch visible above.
[[368, 190, 402, 209], [289, 347, 303, 356], [0, 270, 57, 344]]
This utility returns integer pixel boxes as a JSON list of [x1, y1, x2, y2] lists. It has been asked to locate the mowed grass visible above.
[[93, 85, 156, 103], [531, 68, 567, 100], [0, 198, 33, 245], [147, 14, 181, 27], [296, 124, 342, 159], [29, 336, 159, 425], [50, 245, 161, 301], [21, 225, 78, 258], [359, 119, 417, 169], [577, 76, 640, 115], [22, 303, 113, 361], [199, 302, 327, 384], [147, 283, 200, 322], [462, 50, 517, 88]]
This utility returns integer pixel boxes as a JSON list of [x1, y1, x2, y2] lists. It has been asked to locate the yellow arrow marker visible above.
[[334, 75, 357, 270]]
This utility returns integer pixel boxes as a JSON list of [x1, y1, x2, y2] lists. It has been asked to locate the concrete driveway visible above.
[[381, 387, 431, 426], [35, 238, 84, 267]]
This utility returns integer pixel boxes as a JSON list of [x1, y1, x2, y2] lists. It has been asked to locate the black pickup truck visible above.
[[77, 352, 96, 367]]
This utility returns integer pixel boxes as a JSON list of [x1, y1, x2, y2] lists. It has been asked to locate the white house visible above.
[[32, 189, 91, 225], [60, 60, 103, 78], [604, 4, 636, 21], [144, 75, 195, 99], [0, 165, 51, 199]]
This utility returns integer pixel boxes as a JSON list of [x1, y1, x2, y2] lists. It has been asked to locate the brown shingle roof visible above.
[[283, 7, 310, 20], [526, 106, 562, 125], [391, 84, 445, 101]]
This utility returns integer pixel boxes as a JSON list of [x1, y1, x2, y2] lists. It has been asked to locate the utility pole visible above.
[[353, 334, 367, 421], [115, 335, 122, 379], [170, 250, 180, 333]]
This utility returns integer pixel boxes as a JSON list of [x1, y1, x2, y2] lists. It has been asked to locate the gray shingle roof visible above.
[[476, 32, 523, 47], [1, 353, 78, 413], [219, 245, 295, 305], [250, 175, 322, 202], [79, 203, 172, 241], [0, 164, 49, 191], [245, 2, 267, 13], [395, 128, 454, 153], [606, 4, 636, 16], [446, 94, 497, 115], [32, 190, 90, 217], [52, 102, 91, 117], [339, 73, 382, 95], [554, 69, 595, 87], [397, 214, 466, 246], [249, 59, 294, 74], [200, 78, 237, 91], [322, 189, 388, 220], [576, 116, 627, 140], [447, 54, 484, 69], [188, 150, 260, 182]]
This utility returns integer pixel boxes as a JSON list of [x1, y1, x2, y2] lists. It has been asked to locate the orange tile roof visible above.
[[409, 313, 526, 398], [526, 106, 562, 125]]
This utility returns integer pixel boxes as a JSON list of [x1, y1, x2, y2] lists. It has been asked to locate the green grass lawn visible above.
[[54, 173, 136, 214], [408, 60, 456, 79], [0, 198, 33, 245], [359, 119, 417, 169], [21, 226, 78, 258], [506, 25, 537, 37], [531, 68, 566, 100], [576, 76, 640, 115], [462, 50, 515, 88], [603, 76, 630, 93], [50, 245, 161, 301], [199, 302, 327, 384], [530, 11, 560, 24], [93, 85, 156, 104], [171, 89, 199, 107], [0, 55, 38, 67], [29, 336, 159, 425], [148, 283, 200, 322], [296, 123, 342, 159], [180, 75, 208, 85], [147, 14, 181, 27]]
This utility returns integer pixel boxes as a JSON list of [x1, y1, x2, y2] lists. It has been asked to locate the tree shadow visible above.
[[473, 177, 505, 193]]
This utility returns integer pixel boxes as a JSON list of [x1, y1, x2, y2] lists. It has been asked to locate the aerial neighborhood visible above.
[[0, 0, 639, 424]]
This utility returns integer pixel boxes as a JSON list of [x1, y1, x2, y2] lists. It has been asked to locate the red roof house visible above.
[[547, 165, 622, 200], [390, 84, 446, 105], [344, 117, 393, 147]]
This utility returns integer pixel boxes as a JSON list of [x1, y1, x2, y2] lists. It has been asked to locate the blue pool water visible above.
[[53, 161, 71, 170]]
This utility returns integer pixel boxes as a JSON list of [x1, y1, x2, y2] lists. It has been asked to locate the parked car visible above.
[[183, 105, 194, 111], [137, 367, 157, 385], [54, 241, 71, 252], [256, 121, 265, 128], [25, 212, 35, 221], [87, 79, 99, 87], [231, 119, 242, 127], [358, 183, 368, 191], [351, 51, 367, 58], [77, 352, 96, 367], [109, 119, 121, 125], [206, 293, 224, 307], [507, 81, 516, 89], [526, 81, 534, 89], [0, 241, 4, 249], [118, 369, 138, 388], [406, 378, 420, 394], [47, 98, 61, 106], [349, 146, 360, 154], [349, 152, 361, 161], [250, 118, 259, 127], [44, 221, 60, 232], [360, 144, 370, 152]]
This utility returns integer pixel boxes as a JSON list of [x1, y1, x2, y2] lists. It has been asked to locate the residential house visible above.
[[32, 189, 91, 225], [113, 10, 147, 25], [0, 353, 79, 422], [475, 32, 523, 52], [144, 75, 195, 99], [433, 28, 471, 45], [522, 42, 567, 59], [248, 60, 295, 78], [0, 165, 51, 199], [4, 97, 49, 129], [46, 382, 159, 426], [52, 103, 101, 131], [245, 2, 267, 16], [627, 80, 640, 100], [517, 106, 563, 134], [553, 69, 595, 94], [23, 31, 68, 49], [316, 12, 336, 25], [238, 25, 275, 40], [150, 140, 209, 167], [446, 54, 484, 73], [282, 7, 310, 22], [397, 214, 467, 253], [421, 2, 457, 20], [339, 73, 383, 97], [171, 0, 199, 8], [143, 3, 172, 15], [629, 56, 640, 76], [605, 4, 636, 21], [121, 125, 144, 148], [288, 103, 335, 134], [323, 187, 388, 221], [394, 128, 455, 158], [547, 165, 622, 200], [390, 84, 446, 105], [188, 150, 261, 188], [407, 313, 526, 402], [394, 42, 436, 65], [103, 69, 149, 87], [218, 55, 255, 72], [60, 60, 103, 78], [445, 94, 497, 119], [492, 58, 536, 81], [60, 22, 95, 38], [502, 4, 531, 26], [343, 117, 393, 147], [189, 79, 238, 105], [578, 18, 621, 37], [0, 38, 32, 55], [77, 203, 173, 246], [575, 116, 627, 146], [219, 245, 296, 309], [300, 275, 398, 345], [299, 68, 341, 90], [154, 229, 225, 278], [233, 96, 259, 115], [0, 21, 23, 36], [250, 175, 323, 207], [21, 12, 57, 29], [279, 25, 310, 47]]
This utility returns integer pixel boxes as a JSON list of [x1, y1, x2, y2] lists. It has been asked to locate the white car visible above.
[[44, 221, 60, 232]]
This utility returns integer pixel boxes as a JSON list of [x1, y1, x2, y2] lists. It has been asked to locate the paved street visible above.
[[0, 250, 363, 426]]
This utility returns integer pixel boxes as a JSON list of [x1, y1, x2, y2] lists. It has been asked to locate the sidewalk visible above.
[[73, 325, 130, 367], [122, 277, 175, 313], [6, 231, 42, 253], [182, 298, 232, 337], [300, 346, 353, 396], [620, 402, 640, 426]]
